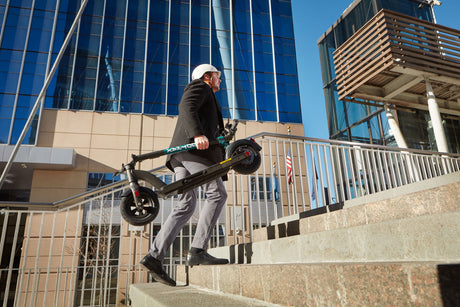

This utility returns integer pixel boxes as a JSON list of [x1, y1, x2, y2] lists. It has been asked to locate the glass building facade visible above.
[[318, 0, 460, 153], [0, 0, 302, 146]]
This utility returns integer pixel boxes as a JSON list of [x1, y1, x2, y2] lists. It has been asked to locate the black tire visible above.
[[120, 187, 160, 226], [226, 139, 261, 175]]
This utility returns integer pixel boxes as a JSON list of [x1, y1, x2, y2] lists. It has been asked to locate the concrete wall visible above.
[[210, 172, 460, 264]]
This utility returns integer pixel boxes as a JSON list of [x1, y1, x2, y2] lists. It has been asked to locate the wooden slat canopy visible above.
[[333, 9, 460, 116]]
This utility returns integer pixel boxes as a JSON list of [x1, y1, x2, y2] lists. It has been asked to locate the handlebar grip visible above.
[[132, 150, 165, 162]]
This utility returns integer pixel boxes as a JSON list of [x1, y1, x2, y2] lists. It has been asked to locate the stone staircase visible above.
[[132, 172, 460, 306]]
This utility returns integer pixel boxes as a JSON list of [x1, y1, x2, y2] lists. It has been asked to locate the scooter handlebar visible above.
[[221, 119, 238, 141]]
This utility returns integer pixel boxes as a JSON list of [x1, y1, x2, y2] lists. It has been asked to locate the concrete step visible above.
[[175, 261, 460, 307], [209, 172, 460, 264], [129, 282, 282, 306], [171, 172, 460, 306]]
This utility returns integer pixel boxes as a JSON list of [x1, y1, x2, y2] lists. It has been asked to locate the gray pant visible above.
[[149, 151, 227, 262]]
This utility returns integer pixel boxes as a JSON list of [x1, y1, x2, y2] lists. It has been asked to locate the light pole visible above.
[[419, 0, 442, 23]]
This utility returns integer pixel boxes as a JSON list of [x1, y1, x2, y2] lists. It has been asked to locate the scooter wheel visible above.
[[120, 187, 160, 226], [226, 139, 261, 175]]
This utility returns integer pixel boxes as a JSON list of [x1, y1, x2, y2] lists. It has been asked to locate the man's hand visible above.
[[194, 135, 209, 150]]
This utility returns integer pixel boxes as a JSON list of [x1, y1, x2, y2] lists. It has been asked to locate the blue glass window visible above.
[[0, 50, 23, 94], [0, 94, 15, 143], [124, 21, 146, 61], [105, 0, 127, 19], [251, 0, 270, 36], [217, 89, 231, 119], [271, 0, 294, 38], [251, 176, 279, 201], [233, 69, 255, 120], [100, 19, 124, 60], [191, 0, 210, 29], [379, 0, 432, 21], [0, 0, 304, 148], [169, 26, 190, 64], [96, 10, 125, 112], [119, 0, 147, 113], [19, 52, 47, 95], [10, 95, 39, 144], [167, 64, 188, 115], [144, 62, 167, 115], [28, 10, 54, 53], [233, 0, 250, 32], [87, 172, 123, 191], [148, 23, 168, 63], [2, 7, 30, 50], [149, 0, 169, 24], [120, 60, 144, 113], [34, 0, 58, 11], [58, 0, 83, 14], [51, 12, 76, 54], [46, 53, 75, 109], [233, 31, 252, 71], [171, 0, 190, 26], [191, 28, 210, 67], [10, 0, 33, 9], [74, 11, 103, 113], [70, 54, 98, 110], [253, 34, 273, 73]]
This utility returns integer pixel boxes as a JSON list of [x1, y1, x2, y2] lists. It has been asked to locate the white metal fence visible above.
[[1, 133, 460, 306]]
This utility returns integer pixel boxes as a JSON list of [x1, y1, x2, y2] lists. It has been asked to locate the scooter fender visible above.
[[248, 138, 262, 151], [121, 188, 133, 198], [131, 169, 167, 191]]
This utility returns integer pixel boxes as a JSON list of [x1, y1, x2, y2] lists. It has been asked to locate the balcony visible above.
[[333, 9, 460, 116]]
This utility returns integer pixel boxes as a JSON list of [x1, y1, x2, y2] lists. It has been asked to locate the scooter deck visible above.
[[155, 151, 249, 198]]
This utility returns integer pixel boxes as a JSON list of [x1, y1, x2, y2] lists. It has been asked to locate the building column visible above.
[[212, 0, 237, 117], [384, 104, 421, 182], [425, 77, 449, 153], [384, 104, 408, 148]]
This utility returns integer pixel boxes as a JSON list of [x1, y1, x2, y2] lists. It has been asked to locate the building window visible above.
[[250, 176, 279, 201]]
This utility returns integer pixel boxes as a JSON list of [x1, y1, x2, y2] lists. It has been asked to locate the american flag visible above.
[[286, 149, 293, 184]]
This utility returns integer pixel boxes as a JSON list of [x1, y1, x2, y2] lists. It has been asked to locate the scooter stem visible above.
[[131, 136, 229, 163]]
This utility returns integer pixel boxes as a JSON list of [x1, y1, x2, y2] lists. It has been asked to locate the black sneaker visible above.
[[186, 250, 229, 266], [140, 254, 176, 286]]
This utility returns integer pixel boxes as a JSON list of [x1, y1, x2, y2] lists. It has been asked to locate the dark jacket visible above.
[[166, 79, 225, 171]]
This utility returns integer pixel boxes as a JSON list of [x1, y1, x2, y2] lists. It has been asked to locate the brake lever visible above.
[[113, 163, 127, 178]]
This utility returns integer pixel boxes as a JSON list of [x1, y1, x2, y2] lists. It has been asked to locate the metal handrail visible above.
[[0, 166, 169, 211], [1, 133, 459, 212], [253, 132, 460, 158]]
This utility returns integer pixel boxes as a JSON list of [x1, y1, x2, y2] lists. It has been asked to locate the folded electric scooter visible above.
[[115, 120, 261, 226]]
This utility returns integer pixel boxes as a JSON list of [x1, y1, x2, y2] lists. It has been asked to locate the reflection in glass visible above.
[[0, 0, 303, 145]]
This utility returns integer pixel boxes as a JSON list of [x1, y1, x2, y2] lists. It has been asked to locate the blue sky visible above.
[[291, 0, 460, 139]]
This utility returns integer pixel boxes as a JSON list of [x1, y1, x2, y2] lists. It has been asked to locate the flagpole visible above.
[[287, 126, 297, 214], [272, 162, 278, 220]]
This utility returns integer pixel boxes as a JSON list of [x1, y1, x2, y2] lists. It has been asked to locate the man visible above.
[[140, 64, 229, 287]]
